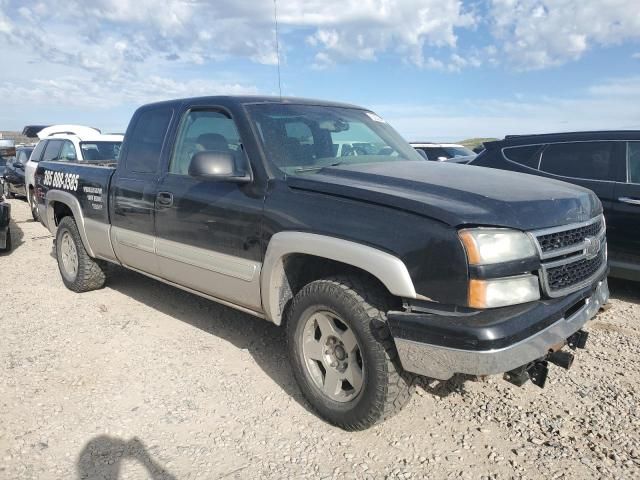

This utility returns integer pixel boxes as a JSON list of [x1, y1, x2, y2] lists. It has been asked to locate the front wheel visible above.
[[287, 276, 414, 430], [55, 216, 107, 292]]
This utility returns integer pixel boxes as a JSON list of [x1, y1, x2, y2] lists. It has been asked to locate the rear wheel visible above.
[[29, 189, 38, 221], [55, 216, 106, 292], [0, 227, 11, 252], [287, 276, 414, 430]]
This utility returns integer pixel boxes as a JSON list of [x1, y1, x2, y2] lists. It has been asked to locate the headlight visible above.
[[459, 228, 536, 265], [468, 275, 540, 308]]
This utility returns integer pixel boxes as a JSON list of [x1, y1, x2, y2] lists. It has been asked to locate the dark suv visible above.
[[470, 131, 640, 281]]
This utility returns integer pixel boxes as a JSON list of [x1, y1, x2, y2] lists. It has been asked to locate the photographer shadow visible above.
[[77, 435, 176, 480]]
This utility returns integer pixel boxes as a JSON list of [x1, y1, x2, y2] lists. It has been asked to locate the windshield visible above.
[[444, 146, 474, 158], [80, 141, 122, 161], [245, 104, 422, 175]]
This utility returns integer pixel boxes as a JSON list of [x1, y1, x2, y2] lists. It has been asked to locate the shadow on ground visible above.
[[105, 267, 316, 414], [77, 435, 176, 480], [608, 277, 640, 304]]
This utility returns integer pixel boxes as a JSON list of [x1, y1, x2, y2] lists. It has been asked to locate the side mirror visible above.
[[188, 150, 251, 183], [14, 162, 24, 169], [415, 149, 428, 160]]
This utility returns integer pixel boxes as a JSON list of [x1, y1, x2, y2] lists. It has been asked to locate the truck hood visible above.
[[286, 161, 602, 230]]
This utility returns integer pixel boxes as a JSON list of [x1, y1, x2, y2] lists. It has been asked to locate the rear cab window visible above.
[[123, 107, 173, 173], [80, 142, 121, 162]]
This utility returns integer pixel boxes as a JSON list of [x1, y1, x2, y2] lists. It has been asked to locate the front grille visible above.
[[532, 215, 606, 297], [545, 250, 605, 292], [537, 218, 603, 253]]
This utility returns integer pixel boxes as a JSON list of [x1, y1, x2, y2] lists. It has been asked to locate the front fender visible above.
[[260, 232, 417, 324]]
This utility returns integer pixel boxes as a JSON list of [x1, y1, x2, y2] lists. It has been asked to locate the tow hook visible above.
[[503, 329, 589, 389], [567, 329, 589, 350], [503, 361, 549, 388], [547, 350, 574, 370]]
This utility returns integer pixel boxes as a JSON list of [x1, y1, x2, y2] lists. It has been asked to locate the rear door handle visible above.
[[618, 197, 640, 206], [156, 191, 174, 208]]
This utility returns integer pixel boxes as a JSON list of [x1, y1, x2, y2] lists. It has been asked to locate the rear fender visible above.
[[44, 190, 95, 257]]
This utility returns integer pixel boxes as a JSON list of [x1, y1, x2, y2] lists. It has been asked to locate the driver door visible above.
[[154, 106, 264, 311]]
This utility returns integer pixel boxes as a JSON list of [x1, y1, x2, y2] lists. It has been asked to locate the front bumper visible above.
[[390, 278, 609, 380]]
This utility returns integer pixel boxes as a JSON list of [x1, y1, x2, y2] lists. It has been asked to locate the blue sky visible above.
[[1, 0, 639, 141]]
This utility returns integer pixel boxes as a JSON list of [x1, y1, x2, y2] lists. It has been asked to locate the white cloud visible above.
[[0, 75, 258, 110], [303, 0, 475, 68], [374, 75, 640, 140], [488, 0, 640, 69]]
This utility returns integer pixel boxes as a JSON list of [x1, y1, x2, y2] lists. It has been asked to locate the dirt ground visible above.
[[1, 198, 639, 480]]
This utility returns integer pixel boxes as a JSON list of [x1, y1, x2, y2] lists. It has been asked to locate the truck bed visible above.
[[36, 161, 116, 225]]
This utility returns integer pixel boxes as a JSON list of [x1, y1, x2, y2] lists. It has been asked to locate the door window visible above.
[[628, 142, 640, 184], [17, 151, 28, 164], [170, 109, 242, 175], [502, 145, 544, 169], [124, 107, 173, 173], [29, 141, 46, 163], [59, 141, 78, 162], [540, 141, 617, 181], [41, 140, 63, 162]]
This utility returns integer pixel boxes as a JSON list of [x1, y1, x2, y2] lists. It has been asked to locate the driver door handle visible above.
[[156, 191, 174, 208], [619, 197, 640, 206]]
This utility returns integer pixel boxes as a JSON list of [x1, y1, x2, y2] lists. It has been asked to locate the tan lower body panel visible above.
[[109, 226, 262, 312]]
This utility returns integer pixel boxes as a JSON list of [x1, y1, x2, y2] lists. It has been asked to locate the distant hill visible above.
[[0, 131, 34, 145], [457, 137, 498, 150]]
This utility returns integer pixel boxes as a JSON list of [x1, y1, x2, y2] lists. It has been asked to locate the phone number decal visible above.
[[43, 170, 79, 191]]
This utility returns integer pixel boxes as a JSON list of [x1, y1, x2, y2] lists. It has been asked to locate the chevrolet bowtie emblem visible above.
[[584, 236, 600, 260]]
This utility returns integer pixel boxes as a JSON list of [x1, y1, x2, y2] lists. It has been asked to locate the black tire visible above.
[[55, 216, 106, 292], [0, 227, 10, 252], [29, 189, 38, 221], [287, 276, 414, 430]]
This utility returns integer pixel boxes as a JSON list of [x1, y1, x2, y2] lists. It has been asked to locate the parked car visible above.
[[410, 142, 476, 163], [25, 125, 123, 220], [470, 131, 640, 281], [0, 142, 15, 197], [3, 146, 34, 198], [36, 96, 607, 430], [0, 195, 10, 252]]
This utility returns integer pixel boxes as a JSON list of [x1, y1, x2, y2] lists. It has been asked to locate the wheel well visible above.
[[53, 202, 74, 226], [277, 253, 398, 324]]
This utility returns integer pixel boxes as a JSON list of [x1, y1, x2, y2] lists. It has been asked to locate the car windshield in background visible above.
[[246, 104, 423, 175], [445, 146, 475, 158], [80, 142, 121, 162]]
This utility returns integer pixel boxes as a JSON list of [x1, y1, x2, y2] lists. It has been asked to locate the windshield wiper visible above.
[[294, 161, 344, 173]]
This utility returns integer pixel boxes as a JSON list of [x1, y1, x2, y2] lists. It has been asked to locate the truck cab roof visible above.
[[140, 95, 364, 111]]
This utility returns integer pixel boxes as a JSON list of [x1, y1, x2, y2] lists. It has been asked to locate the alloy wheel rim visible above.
[[301, 310, 364, 403], [59, 231, 78, 279]]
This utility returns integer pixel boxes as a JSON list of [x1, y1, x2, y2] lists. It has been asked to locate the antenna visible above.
[[273, 0, 282, 100]]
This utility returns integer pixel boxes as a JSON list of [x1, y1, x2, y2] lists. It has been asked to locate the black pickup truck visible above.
[[36, 96, 609, 430]]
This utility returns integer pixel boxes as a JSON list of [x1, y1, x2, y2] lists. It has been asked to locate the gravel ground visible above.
[[1, 198, 639, 480]]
